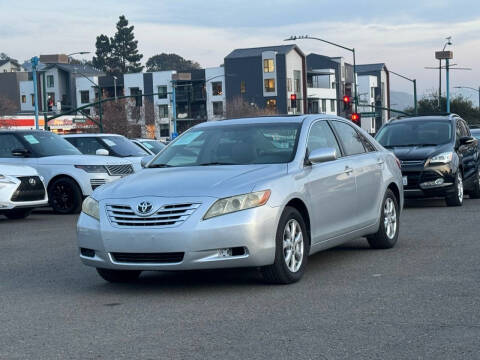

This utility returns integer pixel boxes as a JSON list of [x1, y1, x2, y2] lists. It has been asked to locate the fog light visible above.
[[420, 178, 444, 188]]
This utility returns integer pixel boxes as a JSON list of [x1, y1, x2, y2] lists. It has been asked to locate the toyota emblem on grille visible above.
[[28, 178, 37, 186], [137, 201, 153, 215]]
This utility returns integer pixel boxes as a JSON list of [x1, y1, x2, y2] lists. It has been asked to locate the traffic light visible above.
[[351, 112, 361, 125], [290, 94, 297, 109], [342, 95, 351, 111]]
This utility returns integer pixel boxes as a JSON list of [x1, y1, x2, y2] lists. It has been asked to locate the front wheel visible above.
[[48, 177, 83, 214], [367, 189, 399, 249], [3, 208, 32, 219], [445, 172, 464, 207], [260, 206, 309, 284], [96, 268, 142, 283]]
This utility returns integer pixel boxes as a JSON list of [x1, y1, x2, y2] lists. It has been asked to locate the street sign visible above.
[[435, 51, 453, 60], [72, 118, 86, 123], [171, 132, 178, 140], [359, 112, 376, 117]]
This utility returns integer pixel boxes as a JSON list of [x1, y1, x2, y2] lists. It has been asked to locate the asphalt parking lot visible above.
[[1, 199, 479, 360]]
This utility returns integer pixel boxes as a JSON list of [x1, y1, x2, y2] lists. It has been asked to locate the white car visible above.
[[64, 133, 149, 171], [0, 163, 48, 219], [0, 130, 135, 214]]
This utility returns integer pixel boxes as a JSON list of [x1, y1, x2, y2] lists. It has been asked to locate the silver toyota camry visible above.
[[77, 115, 403, 284]]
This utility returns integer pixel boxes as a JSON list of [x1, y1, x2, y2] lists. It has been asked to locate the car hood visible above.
[[388, 144, 452, 161], [37, 155, 134, 166], [0, 163, 38, 177], [92, 164, 287, 200]]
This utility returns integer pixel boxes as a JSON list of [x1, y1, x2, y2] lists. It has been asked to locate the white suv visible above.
[[0, 163, 48, 219], [0, 130, 135, 214]]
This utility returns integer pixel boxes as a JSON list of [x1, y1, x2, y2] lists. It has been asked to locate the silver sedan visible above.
[[77, 115, 403, 284]]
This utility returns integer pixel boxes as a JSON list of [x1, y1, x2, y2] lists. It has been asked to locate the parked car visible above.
[[0, 130, 135, 214], [77, 115, 403, 284], [0, 164, 48, 219], [131, 138, 166, 155], [64, 134, 149, 170], [376, 114, 480, 206]]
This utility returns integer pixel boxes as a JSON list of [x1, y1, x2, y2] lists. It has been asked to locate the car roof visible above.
[[194, 115, 339, 128], [388, 116, 456, 124], [0, 129, 50, 135], [63, 133, 123, 137]]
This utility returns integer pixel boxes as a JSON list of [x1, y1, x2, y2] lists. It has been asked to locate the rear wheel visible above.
[[48, 177, 83, 214], [261, 206, 309, 284], [446, 172, 464, 207], [96, 268, 142, 283], [367, 189, 399, 249], [3, 208, 32, 220]]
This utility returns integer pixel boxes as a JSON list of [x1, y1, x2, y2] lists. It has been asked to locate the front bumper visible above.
[[77, 196, 280, 271], [402, 163, 456, 198], [0, 178, 48, 210]]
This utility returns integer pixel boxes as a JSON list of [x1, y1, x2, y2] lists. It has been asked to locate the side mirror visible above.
[[95, 149, 109, 156], [459, 136, 475, 146], [141, 155, 154, 168], [308, 147, 337, 164], [11, 148, 29, 157]]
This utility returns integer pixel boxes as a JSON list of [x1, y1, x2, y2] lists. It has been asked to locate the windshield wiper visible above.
[[148, 163, 173, 168], [199, 162, 237, 166]]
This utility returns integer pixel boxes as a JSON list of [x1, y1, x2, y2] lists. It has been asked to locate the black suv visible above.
[[376, 114, 480, 206]]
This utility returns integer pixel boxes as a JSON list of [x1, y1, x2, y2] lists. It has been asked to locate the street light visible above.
[[284, 35, 358, 112], [389, 70, 418, 115], [67, 52, 91, 63], [454, 86, 480, 109]]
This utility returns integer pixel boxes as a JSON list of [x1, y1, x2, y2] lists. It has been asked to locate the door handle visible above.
[[344, 166, 353, 174]]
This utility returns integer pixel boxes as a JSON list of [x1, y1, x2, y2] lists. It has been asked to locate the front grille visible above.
[[106, 164, 134, 176], [106, 203, 200, 227], [10, 176, 45, 202], [401, 160, 425, 167], [111, 252, 184, 263], [90, 179, 107, 190]]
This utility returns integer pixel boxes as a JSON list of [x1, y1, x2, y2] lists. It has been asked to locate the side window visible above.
[[68, 137, 107, 155], [0, 134, 24, 158], [460, 121, 470, 137], [331, 121, 366, 156], [307, 121, 341, 157], [455, 121, 463, 141], [359, 133, 377, 152]]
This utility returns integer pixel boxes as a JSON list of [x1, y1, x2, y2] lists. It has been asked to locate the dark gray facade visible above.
[[0, 72, 28, 113]]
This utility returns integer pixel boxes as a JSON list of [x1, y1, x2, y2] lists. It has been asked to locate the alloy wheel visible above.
[[51, 182, 75, 212], [383, 197, 397, 240], [283, 219, 304, 273]]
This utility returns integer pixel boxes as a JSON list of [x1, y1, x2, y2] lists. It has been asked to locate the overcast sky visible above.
[[1, 0, 479, 104]]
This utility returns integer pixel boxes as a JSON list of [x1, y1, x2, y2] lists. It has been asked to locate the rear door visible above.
[[304, 120, 357, 243], [330, 120, 384, 228]]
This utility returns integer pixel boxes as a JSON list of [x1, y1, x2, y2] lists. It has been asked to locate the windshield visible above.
[[149, 123, 301, 167], [376, 120, 453, 147], [100, 136, 149, 157], [140, 140, 165, 154], [21, 132, 82, 157]]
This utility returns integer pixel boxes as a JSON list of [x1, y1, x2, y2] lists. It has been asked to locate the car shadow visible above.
[[404, 198, 446, 208]]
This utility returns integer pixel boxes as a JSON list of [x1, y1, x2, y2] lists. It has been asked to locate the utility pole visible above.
[[171, 80, 177, 138], [446, 58, 450, 113], [31, 57, 40, 130]]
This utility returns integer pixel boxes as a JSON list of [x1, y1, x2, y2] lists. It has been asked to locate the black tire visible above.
[[367, 189, 399, 249], [468, 167, 480, 199], [260, 206, 309, 284], [4, 208, 32, 220], [96, 268, 142, 283], [48, 177, 83, 214], [445, 172, 464, 207]]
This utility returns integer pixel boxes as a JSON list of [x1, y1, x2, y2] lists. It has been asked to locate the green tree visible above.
[[405, 93, 480, 125], [110, 15, 143, 74], [146, 53, 200, 72], [92, 15, 143, 75]]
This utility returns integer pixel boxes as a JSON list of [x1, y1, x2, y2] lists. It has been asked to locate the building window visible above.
[[263, 59, 274, 73], [264, 79, 275, 93], [47, 92, 55, 110], [321, 99, 327, 113], [159, 104, 168, 118], [130, 87, 142, 106], [371, 87, 375, 98], [46, 75, 54, 88], [330, 99, 335, 113], [287, 78, 292, 92], [159, 123, 170, 137], [294, 78, 300, 93], [332, 82, 336, 89], [266, 99, 277, 110], [31, 94, 35, 106], [240, 80, 246, 94], [213, 101, 223, 116], [212, 82, 223, 96], [21, 95, 26, 103], [80, 91, 89, 104], [157, 86, 167, 99]]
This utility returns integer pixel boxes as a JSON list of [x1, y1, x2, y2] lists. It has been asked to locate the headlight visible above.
[[204, 190, 271, 220], [429, 152, 453, 164], [75, 165, 107, 173], [0, 174, 15, 184], [82, 196, 100, 220]]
